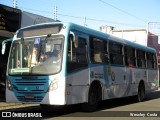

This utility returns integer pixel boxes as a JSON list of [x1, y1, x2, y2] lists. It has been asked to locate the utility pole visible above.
[[13, 0, 17, 8], [84, 16, 87, 26], [54, 6, 58, 21]]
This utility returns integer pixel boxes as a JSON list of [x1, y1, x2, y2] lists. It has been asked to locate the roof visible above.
[[0, 30, 14, 38]]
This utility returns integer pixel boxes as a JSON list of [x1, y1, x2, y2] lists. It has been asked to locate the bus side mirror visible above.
[[70, 31, 79, 48], [74, 36, 79, 48], [2, 42, 6, 55]]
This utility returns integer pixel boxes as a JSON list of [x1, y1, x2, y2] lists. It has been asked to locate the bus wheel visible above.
[[137, 83, 145, 102], [40, 104, 49, 110], [81, 86, 99, 112]]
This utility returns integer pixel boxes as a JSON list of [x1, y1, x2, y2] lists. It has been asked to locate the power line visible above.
[[19, 7, 53, 14], [58, 14, 145, 28], [19, 6, 145, 28], [57, 13, 83, 19], [86, 17, 144, 27], [99, 0, 146, 23]]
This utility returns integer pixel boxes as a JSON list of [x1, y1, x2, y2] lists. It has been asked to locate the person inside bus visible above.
[[38, 53, 47, 64], [42, 50, 62, 65], [52, 50, 62, 63], [31, 47, 39, 66]]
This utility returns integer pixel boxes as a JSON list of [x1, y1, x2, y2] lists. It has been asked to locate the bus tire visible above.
[[81, 85, 100, 112], [40, 104, 50, 110], [137, 82, 145, 102]]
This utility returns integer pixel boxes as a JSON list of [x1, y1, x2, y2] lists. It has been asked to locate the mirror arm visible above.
[[2, 42, 6, 55], [69, 31, 78, 48]]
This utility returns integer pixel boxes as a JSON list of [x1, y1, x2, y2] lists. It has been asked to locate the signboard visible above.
[[0, 4, 21, 32]]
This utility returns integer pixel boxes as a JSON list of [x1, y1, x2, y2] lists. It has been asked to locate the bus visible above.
[[4, 22, 159, 111]]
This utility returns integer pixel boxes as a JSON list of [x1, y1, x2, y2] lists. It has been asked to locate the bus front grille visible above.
[[13, 80, 48, 93], [12, 78, 48, 102]]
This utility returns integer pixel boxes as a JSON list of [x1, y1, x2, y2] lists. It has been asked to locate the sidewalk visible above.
[[0, 101, 38, 110], [0, 94, 38, 110]]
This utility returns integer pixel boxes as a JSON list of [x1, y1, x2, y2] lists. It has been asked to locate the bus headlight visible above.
[[7, 78, 13, 91], [48, 81, 58, 91]]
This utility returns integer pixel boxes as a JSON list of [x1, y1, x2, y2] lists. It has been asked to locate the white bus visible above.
[[4, 22, 159, 111]]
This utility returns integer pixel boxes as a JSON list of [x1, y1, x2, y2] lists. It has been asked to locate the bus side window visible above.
[[124, 46, 136, 67], [147, 52, 157, 69], [137, 50, 146, 68], [109, 41, 123, 65], [90, 37, 108, 64], [67, 37, 88, 72]]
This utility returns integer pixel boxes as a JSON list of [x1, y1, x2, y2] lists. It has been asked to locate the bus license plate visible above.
[[25, 95, 34, 99]]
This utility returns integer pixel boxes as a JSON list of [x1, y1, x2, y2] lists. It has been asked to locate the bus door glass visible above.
[[67, 33, 89, 86]]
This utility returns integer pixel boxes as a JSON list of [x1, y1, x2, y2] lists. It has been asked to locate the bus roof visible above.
[[17, 22, 156, 53], [66, 22, 156, 53]]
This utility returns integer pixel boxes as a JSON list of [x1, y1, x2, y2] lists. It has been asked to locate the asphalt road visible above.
[[0, 89, 160, 120]]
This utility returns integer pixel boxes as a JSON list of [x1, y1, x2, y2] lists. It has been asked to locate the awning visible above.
[[0, 30, 14, 38]]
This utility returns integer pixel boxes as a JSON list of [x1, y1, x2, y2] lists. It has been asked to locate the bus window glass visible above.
[[147, 52, 157, 69], [137, 50, 146, 68], [125, 46, 136, 67], [8, 35, 64, 75], [90, 37, 108, 63], [109, 41, 123, 65]]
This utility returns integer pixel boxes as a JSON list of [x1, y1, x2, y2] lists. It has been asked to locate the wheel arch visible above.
[[89, 80, 103, 101], [138, 80, 145, 93]]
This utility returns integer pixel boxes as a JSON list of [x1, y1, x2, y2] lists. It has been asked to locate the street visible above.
[[0, 89, 160, 120]]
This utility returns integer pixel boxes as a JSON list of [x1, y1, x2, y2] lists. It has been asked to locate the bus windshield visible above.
[[8, 35, 64, 75]]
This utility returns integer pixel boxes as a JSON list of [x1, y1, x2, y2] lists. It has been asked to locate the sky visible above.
[[0, 0, 160, 31]]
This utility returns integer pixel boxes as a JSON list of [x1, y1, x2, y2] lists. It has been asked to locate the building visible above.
[[0, 4, 55, 41]]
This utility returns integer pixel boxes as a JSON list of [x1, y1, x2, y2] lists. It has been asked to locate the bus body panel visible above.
[[6, 88, 19, 103], [147, 69, 159, 91], [41, 76, 66, 105], [65, 68, 89, 104], [90, 65, 106, 99], [6, 75, 66, 105], [107, 66, 127, 98]]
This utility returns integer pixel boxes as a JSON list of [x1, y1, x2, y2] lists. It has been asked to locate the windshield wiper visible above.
[[38, 34, 51, 62], [44, 34, 51, 43]]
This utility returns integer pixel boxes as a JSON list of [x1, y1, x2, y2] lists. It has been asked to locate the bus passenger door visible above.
[[66, 33, 89, 104]]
